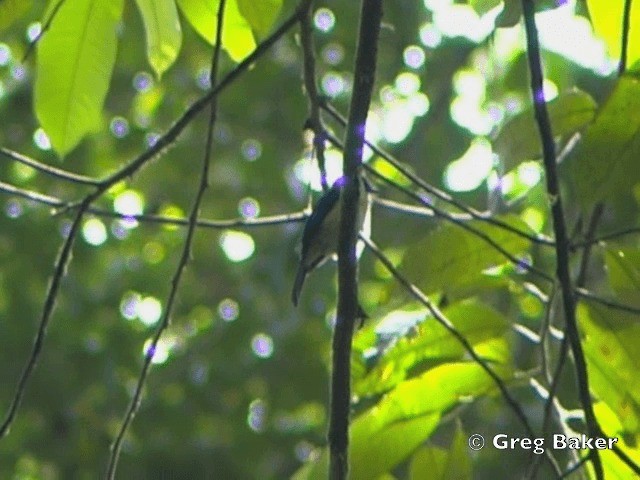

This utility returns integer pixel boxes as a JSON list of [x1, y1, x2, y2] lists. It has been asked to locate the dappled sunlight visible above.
[[219, 230, 255, 262], [444, 138, 494, 192]]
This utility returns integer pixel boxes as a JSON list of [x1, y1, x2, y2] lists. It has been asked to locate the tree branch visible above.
[[331, 2, 382, 478], [106, 1, 227, 476], [521, 1, 603, 477]]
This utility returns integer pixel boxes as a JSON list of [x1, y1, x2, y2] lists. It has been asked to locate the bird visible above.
[[291, 174, 371, 307]]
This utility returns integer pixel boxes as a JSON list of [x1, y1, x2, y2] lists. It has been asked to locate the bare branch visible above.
[[522, 1, 603, 476], [331, 2, 382, 478], [106, 1, 228, 476], [0, 147, 101, 186]]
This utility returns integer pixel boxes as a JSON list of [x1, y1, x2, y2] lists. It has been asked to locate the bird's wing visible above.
[[300, 182, 341, 257]]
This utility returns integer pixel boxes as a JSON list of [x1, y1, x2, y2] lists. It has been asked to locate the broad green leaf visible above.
[[350, 413, 440, 480], [409, 426, 471, 480], [35, 0, 124, 156], [605, 246, 640, 308], [294, 361, 506, 479], [468, 0, 501, 16], [579, 303, 640, 433], [569, 76, 640, 206], [0, 0, 30, 32], [494, 89, 597, 172], [354, 299, 509, 397], [292, 413, 440, 480], [237, 0, 282, 38], [402, 214, 531, 295], [176, 0, 256, 62], [134, 0, 182, 78], [594, 402, 640, 477], [588, 0, 640, 71], [410, 446, 448, 480]]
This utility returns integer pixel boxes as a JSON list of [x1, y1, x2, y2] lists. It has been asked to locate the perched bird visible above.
[[291, 174, 371, 307]]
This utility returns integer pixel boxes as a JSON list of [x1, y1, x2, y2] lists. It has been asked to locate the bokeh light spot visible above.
[[251, 333, 274, 359], [218, 298, 239, 322], [0, 44, 11, 66], [26, 23, 42, 42], [241, 139, 262, 161], [314, 8, 335, 32], [238, 197, 260, 219], [322, 43, 344, 65], [82, 218, 107, 246], [138, 296, 162, 326], [110, 117, 130, 138], [120, 292, 141, 320], [321, 72, 345, 97], [247, 398, 267, 432], [220, 231, 255, 262], [444, 138, 494, 192], [403, 45, 426, 69], [133, 71, 153, 92]]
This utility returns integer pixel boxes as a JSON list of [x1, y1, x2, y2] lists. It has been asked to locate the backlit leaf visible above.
[[402, 214, 531, 295], [176, 0, 255, 62], [569, 76, 640, 206], [588, 0, 640, 71], [579, 302, 640, 433], [494, 89, 596, 172], [134, 0, 182, 77], [237, 0, 282, 38], [604, 246, 640, 308], [35, 0, 124, 156]]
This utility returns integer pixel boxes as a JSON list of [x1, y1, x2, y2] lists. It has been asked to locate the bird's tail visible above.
[[291, 265, 307, 306]]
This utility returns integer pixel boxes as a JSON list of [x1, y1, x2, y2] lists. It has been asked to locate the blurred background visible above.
[[0, 0, 633, 478]]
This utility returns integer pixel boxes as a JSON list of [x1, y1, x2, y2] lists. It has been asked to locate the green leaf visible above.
[[594, 402, 640, 477], [494, 89, 597, 172], [294, 361, 506, 479], [35, 0, 124, 156], [354, 299, 510, 397], [402, 214, 531, 295], [237, 0, 282, 38], [588, 0, 640, 71], [569, 76, 640, 206], [579, 303, 640, 433], [604, 246, 640, 308], [134, 0, 182, 78], [468, 0, 502, 16], [410, 426, 471, 480], [0, 0, 30, 32], [292, 413, 440, 480], [176, 0, 256, 62]]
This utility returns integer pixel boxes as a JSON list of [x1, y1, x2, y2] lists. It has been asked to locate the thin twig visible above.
[[576, 288, 640, 315], [521, 1, 603, 477], [373, 196, 470, 220], [619, 0, 634, 75], [0, 202, 88, 437], [572, 226, 640, 247], [531, 205, 604, 479], [105, 2, 227, 477], [0, 147, 101, 186], [299, 0, 328, 190], [22, 0, 67, 62], [360, 160, 554, 282], [321, 101, 556, 247], [362, 235, 562, 477], [0, 180, 306, 228]]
